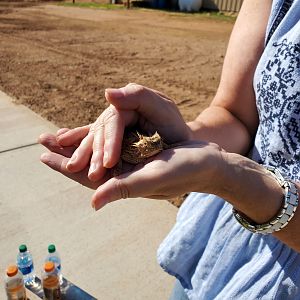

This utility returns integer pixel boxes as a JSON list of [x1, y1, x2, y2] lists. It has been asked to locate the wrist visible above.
[[217, 153, 283, 224], [233, 167, 299, 234]]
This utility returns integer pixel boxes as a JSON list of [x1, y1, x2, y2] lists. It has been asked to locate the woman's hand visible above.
[[38, 131, 109, 190], [91, 140, 227, 210], [39, 132, 227, 211], [58, 83, 192, 182]]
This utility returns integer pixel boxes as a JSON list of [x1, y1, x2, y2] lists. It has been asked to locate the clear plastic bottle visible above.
[[16, 244, 35, 286], [4, 265, 27, 300], [45, 244, 62, 284], [42, 261, 61, 300]]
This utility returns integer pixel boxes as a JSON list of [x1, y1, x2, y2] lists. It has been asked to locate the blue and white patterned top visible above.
[[157, 1, 300, 299]]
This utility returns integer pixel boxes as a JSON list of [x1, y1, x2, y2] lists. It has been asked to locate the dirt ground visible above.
[[0, 1, 234, 129], [0, 2, 235, 206]]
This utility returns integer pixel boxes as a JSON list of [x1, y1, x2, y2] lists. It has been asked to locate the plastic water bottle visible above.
[[45, 244, 62, 284], [16, 244, 35, 285], [4, 265, 27, 300], [42, 261, 61, 300]]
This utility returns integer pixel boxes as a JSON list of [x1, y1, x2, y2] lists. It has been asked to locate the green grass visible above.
[[57, 2, 125, 10], [197, 11, 237, 22], [167, 10, 237, 22]]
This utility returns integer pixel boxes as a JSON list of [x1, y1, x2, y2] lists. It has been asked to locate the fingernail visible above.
[[88, 162, 97, 176], [105, 88, 124, 99], [92, 201, 99, 211], [93, 202, 106, 211], [67, 154, 77, 167], [37, 134, 44, 144], [40, 153, 49, 163], [91, 201, 95, 210], [103, 151, 109, 167], [56, 136, 63, 145]]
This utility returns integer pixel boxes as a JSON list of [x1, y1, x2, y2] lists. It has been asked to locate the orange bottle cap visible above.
[[6, 265, 18, 277], [44, 261, 55, 272]]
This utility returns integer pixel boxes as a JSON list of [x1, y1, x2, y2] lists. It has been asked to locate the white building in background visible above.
[[125, 0, 244, 12], [178, 0, 244, 12], [179, 0, 203, 12]]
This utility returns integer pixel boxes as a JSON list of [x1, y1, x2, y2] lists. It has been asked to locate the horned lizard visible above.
[[112, 129, 172, 176], [112, 128, 188, 207]]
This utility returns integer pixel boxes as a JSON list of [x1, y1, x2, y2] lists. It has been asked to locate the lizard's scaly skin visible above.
[[121, 130, 168, 164], [113, 129, 188, 207], [113, 129, 170, 175]]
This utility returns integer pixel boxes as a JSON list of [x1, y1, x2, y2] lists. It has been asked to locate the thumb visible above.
[[105, 84, 188, 143], [91, 168, 158, 210], [105, 83, 164, 118]]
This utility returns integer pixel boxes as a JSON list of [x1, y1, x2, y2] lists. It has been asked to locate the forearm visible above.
[[187, 105, 254, 155], [185, 0, 272, 155], [215, 152, 300, 253], [188, 105, 300, 252]]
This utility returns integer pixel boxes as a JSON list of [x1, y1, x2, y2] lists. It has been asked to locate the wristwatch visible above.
[[232, 165, 299, 235]]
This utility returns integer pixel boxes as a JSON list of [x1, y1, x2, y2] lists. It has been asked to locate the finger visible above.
[[38, 133, 75, 158], [88, 116, 106, 181], [57, 124, 91, 147], [66, 132, 94, 173], [105, 84, 188, 142], [40, 152, 107, 190], [102, 106, 124, 168], [56, 128, 70, 136], [105, 83, 175, 121], [105, 84, 158, 115], [91, 168, 159, 210], [93, 106, 137, 171]]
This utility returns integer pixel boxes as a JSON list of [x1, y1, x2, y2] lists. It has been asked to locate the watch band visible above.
[[232, 165, 299, 235]]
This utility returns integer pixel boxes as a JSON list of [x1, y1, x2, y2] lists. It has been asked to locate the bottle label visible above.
[[6, 284, 26, 300], [19, 264, 34, 275], [43, 286, 61, 300], [43, 275, 61, 300]]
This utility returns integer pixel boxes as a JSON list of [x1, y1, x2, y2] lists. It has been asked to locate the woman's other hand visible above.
[[90, 141, 226, 211], [64, 83, 192, 182]]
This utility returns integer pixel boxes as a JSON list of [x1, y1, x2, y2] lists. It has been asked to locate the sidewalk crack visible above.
[[0, 142, 39, 153]]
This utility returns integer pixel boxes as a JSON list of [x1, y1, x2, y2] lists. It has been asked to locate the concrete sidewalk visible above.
[[0, 91, 177, 299]]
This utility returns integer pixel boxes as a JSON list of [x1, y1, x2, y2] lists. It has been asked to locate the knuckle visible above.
[[93, 106, 117, 132], [126, 83, 145, 95], [102, 105, 118, 123], [126, 82, 138, 87], [92, 120, 104, 133], [115, 179, 130, 199]]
